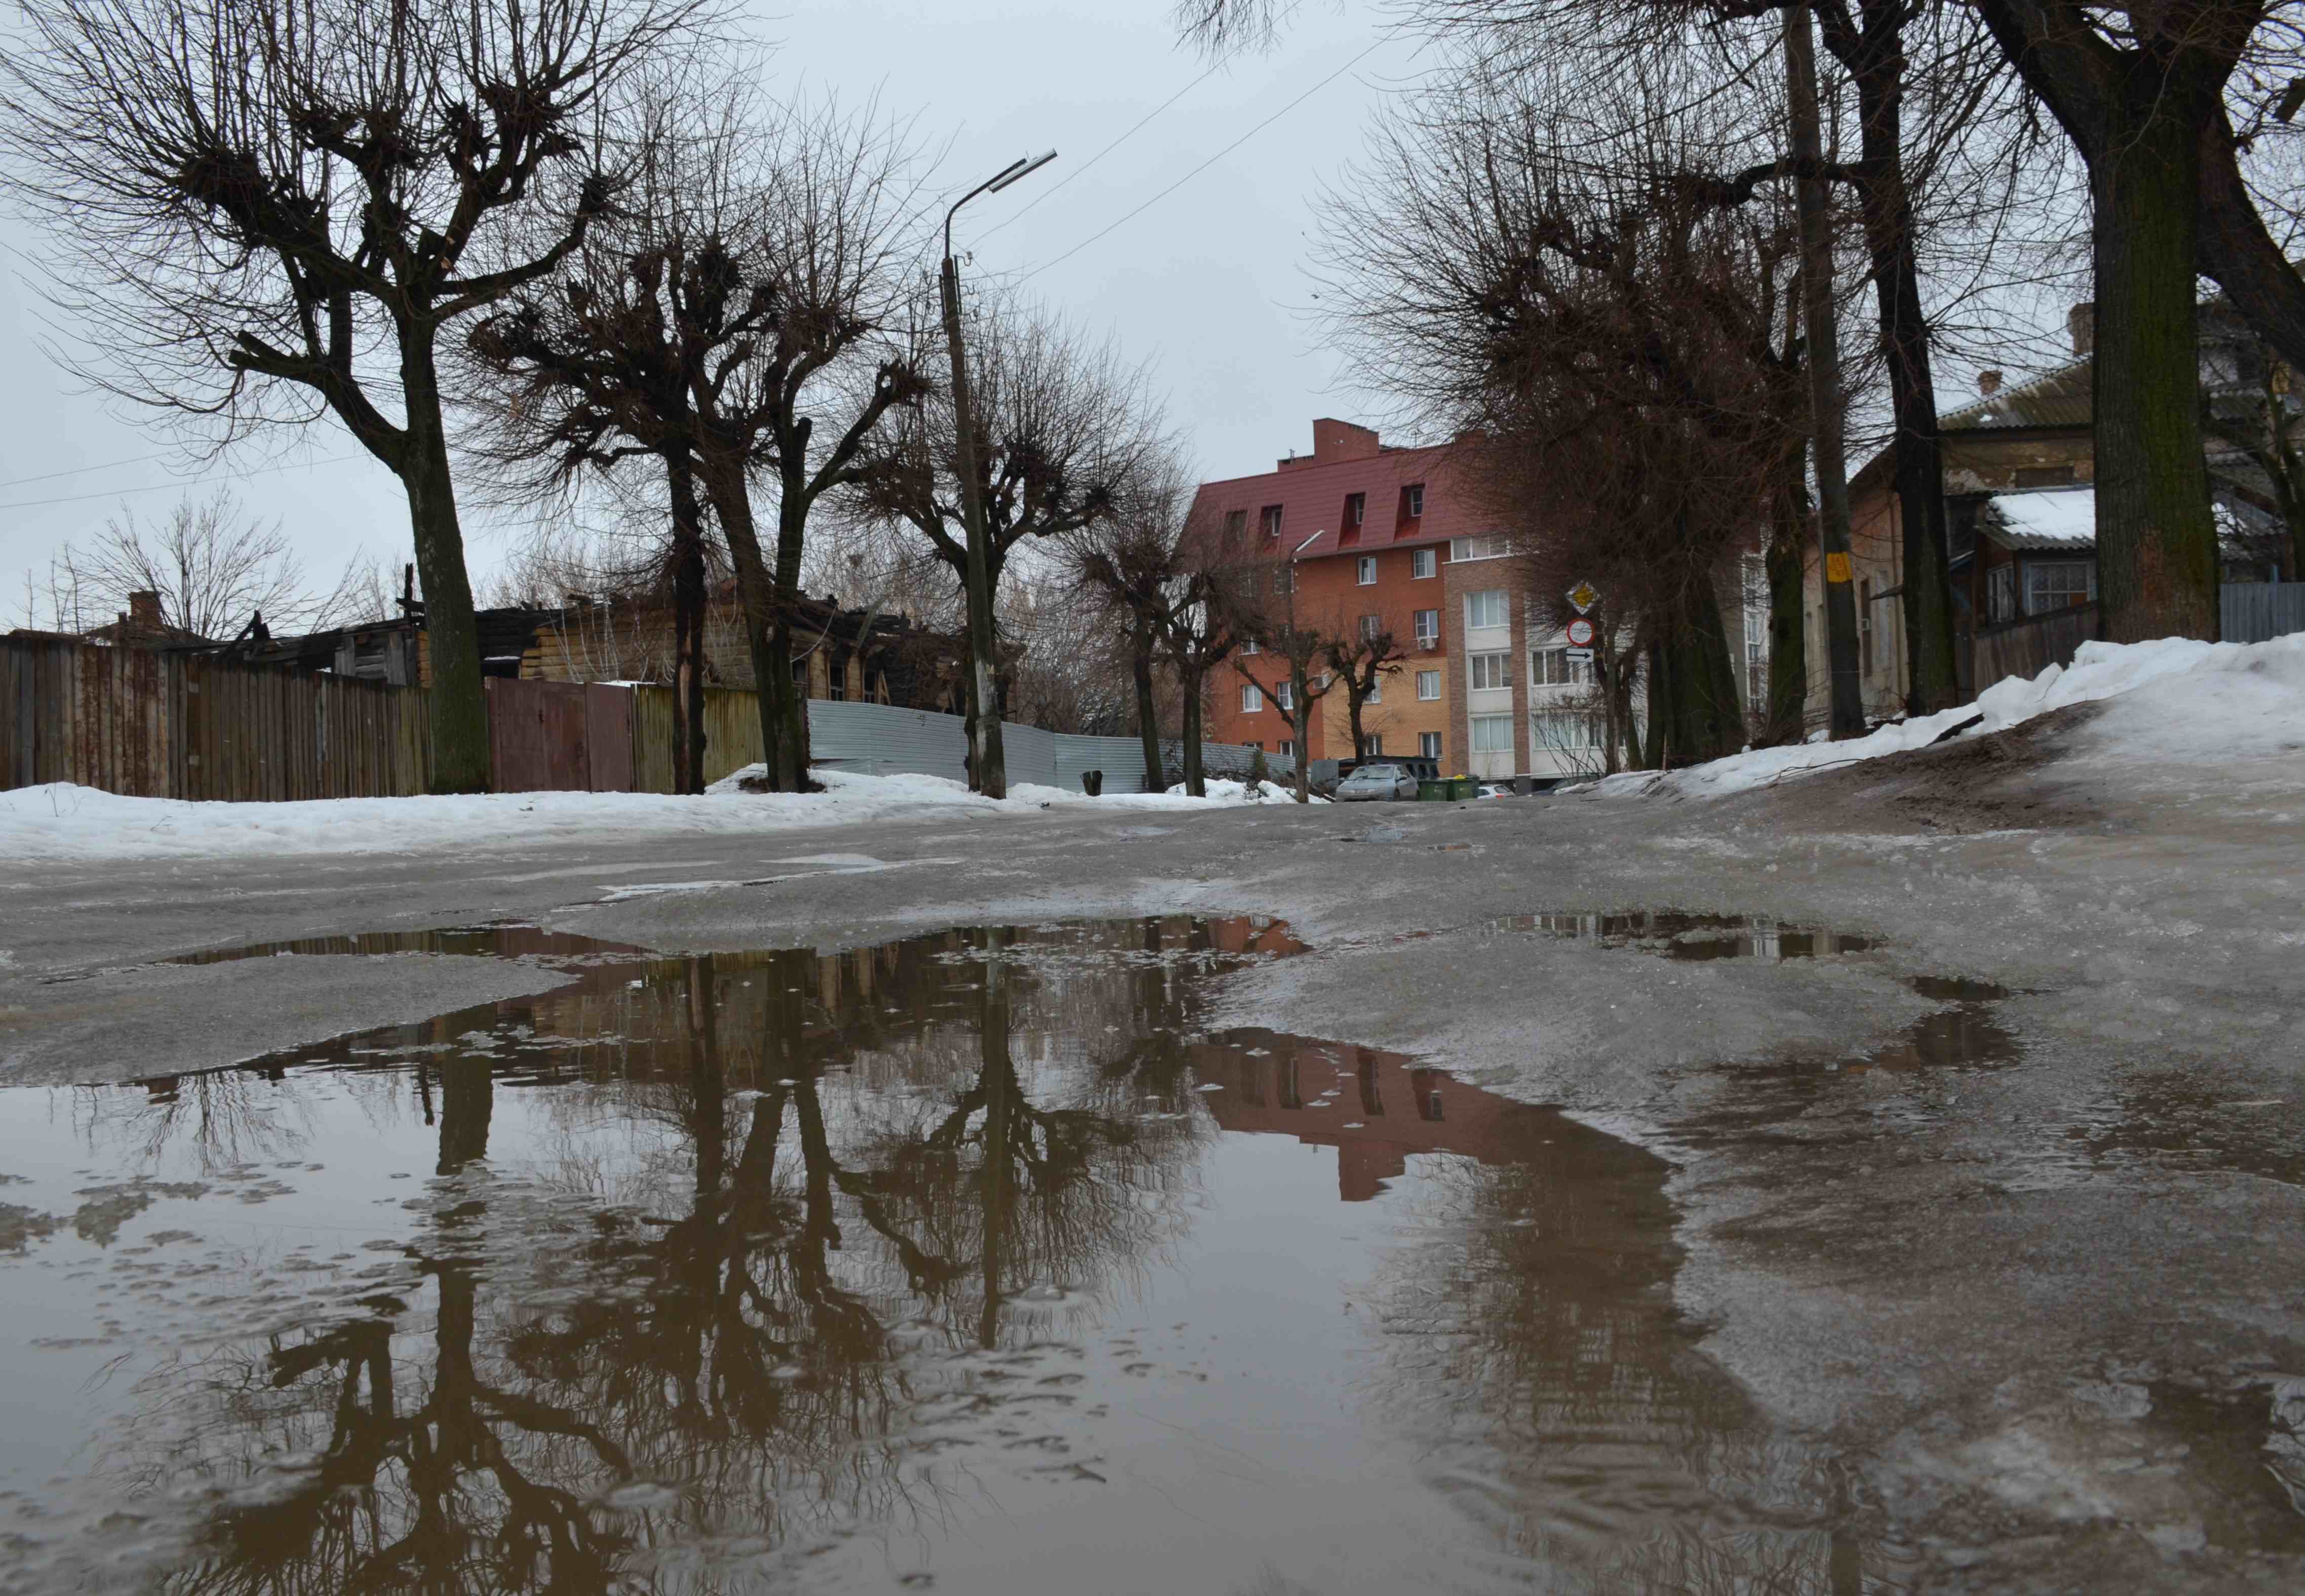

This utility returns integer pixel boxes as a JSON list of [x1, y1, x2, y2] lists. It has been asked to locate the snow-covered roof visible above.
[[1983, 489, 2095, 553]]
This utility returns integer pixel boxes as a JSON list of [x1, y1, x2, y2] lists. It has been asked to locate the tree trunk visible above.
[[771, 490, 814, 783], [699, 455, 803, 791], [2093, 87, 2221, 642], [1346, 685, 1368, 760], [1654, 579, 1746, 766], [1645, 640, 1668, 770], [1132, 634, 1163, 792], [1843, 0, 1960, 715], [1182, 674, 1206, 796], [666, 454, 709, 795], [1290, 660, 1312, 803], [1785, 4, 1868, 736], [400, 336, 490, 794], [1766, 478, 1812, 744]]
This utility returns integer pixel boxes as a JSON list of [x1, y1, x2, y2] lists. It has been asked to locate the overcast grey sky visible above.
[[2, 0, 1433, 625]]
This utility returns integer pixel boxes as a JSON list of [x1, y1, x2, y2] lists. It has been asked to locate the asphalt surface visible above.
[[4, 710, 2302, 1591]]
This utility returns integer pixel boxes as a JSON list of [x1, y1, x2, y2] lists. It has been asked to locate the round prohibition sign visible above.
[[1565, 616, 1596, 648]]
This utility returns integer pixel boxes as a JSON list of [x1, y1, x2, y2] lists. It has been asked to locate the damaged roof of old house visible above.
[[1941, 360, 2092, 433]]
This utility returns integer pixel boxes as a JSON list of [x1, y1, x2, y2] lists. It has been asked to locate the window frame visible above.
[[1416, 669, 1440, 700], [2025, 559, 2095, 615], [1346, 492, 1365, 526], [1419, 730, 1442, 760], [1240, 683, 1263, 713], [1411, 547, 1436, 579], [1403, 482, 1425, 519], [1468, 650, 1512, 691], [1466, 589, 1509, 631], [1259, 504, 1283, 539], [1469, 713, 1513, 754], [1413, 608, 1439, 646], [1356, 555, 1378, 586]]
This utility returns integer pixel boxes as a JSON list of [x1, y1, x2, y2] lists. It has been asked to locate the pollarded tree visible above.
[[1321, 612, 1407, 763], [1064, 461, 1202, 791], [1, 0, 719, 791], [860, 299, 1167, 787]]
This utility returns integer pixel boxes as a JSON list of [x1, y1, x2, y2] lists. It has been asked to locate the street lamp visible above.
[[941, 149, 1057, 800]]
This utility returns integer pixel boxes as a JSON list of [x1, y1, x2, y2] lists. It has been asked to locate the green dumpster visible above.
[[1417, 780, 1448, 802], [1448, 776, 1479, 801]]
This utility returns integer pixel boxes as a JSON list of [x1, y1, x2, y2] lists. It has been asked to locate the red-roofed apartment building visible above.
[[1190, 419, 1603, 779]]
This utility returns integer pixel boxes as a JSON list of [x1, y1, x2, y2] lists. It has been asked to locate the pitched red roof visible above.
[[1187, 428, 1490, 564]]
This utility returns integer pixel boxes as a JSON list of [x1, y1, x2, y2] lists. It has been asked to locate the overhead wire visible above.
[[1018, 30, 1397, 284], [975, 55, 1232, 241], [0, 448, 187, 491], [0, 452, 361, 513]]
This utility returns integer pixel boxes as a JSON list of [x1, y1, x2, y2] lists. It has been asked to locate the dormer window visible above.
[[1260, 505, 1283, 539], [1402, 483, 1425, 519], [1347, 493, 1365, 526]]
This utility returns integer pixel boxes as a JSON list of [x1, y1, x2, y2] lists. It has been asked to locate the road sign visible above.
[[1565, 647, 1595, 664], [1565, 616, 1596, 648], [1566, 581, 1599, 614]]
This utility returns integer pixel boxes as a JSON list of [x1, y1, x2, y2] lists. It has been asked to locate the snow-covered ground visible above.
[[0, 766, 1312, 864], [1591, 633, 2305, 799]]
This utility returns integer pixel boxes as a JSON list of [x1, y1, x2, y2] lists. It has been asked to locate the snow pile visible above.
[[1163, 778, 1325, 803], [0, 764, 1292, 864], [1591, 633, 2305, 800]]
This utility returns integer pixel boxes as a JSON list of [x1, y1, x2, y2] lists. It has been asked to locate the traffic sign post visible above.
[[1565, 615, 1596, 649]]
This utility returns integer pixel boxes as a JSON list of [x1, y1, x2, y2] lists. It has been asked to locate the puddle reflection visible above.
[[0, 917, 1894, 1595], [1490, 911, 1877, 960]]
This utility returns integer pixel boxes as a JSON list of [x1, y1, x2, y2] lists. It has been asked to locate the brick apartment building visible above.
[[1191, 419, 1605, 778]]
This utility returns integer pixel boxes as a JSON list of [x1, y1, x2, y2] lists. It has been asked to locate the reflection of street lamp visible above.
[[941, 151, 1057, 799]]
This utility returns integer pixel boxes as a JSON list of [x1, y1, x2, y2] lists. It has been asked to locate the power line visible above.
[[0, 452, 361, 513], [1020, 32, 1393, 284], [0, 448, 187, 492], [977, 56, 1231, 241]]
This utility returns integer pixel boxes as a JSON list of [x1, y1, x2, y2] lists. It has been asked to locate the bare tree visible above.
[[1161, 511, 1255, 797], [861, 299, 1166, 788], [1231, 546, 1334, 802], [2, 0, 718, 790], [1322, 612, 1407, 762], [40, 485, 386, 638], [1065, 461, 1202, 790]]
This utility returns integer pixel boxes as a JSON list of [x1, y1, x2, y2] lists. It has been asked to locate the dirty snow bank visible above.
[[1591, 633, 2305, 800], [0, 765, 1288, 864]]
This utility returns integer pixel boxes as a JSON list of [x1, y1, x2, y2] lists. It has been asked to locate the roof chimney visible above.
[[2068, 302, 2095, 357], [1977, 370, 2003, 398], [128, 591, 163, 631]]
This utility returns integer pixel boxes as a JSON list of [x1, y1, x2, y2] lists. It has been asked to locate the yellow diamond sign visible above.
[[1566, 582, 1599, 614]]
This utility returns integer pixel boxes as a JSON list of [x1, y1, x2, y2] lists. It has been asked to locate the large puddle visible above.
[[0, 917, 1902, 1594]]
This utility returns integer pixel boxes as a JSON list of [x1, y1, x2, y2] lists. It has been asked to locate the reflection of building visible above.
[[1195, 1034, 1564, 1201]]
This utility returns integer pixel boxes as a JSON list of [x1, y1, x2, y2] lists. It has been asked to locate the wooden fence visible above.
[[5, 638, 429, 800], [1972, 602, 2099, 694], [631, 686, 766, 792]]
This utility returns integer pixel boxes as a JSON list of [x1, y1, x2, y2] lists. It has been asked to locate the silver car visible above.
[[1335, 763, 1419, 801]]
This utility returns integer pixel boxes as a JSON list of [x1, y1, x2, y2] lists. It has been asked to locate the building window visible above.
[[1358, 733, 1382, 756], [1240, 637, 1259, 654], [1346, 492, 1365, 526], [1365, 674, 1382, 704], [1413, 608, 1439, 648], [1469, 650, 1512, 690], [1533, 710, 1600, 750], [1416, 669, 1440, 700], [1470, 714, 1513, 753], [1223, 509, 1245, 547], [1359, 612, 1382, 640], [2026, 560, 2095, 614], [1403, 483, 1425, 519], [1532, 647, 1593, 687], [1412, 547, 1436, 579], [1241, 683, 1263, 713], [1276, 679, 1294, 710], [1419, 730, 1442, 760], [1858, 578, 1873, 676], [1987, 564, 2018, 624], [1279, 739, 1294, 759], [1260, 504, 1283, 539], [1449, 535, 1507, 562], [1356, 555, 1378, 585], [1466, 589, 1509, 630]]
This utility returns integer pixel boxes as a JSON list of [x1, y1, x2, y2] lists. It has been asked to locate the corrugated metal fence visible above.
[[2222, 582, 2305, 644], [4, 636, 1289, 800]]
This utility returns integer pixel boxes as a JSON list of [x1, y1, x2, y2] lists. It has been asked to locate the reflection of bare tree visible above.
[[104, 921, 1233, 1593], [1360, 1110, 1881, 1595]]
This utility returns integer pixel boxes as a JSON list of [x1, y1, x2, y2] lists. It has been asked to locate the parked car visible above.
[[1335, 762, 1420, 802]]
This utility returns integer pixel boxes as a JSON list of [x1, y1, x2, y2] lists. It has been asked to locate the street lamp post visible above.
[[941, 149, 1056, 799]]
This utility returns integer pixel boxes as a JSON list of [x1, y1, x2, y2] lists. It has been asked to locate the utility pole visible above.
[[940, 150, 1057, 798], [1783, 5, 1867, 739]]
